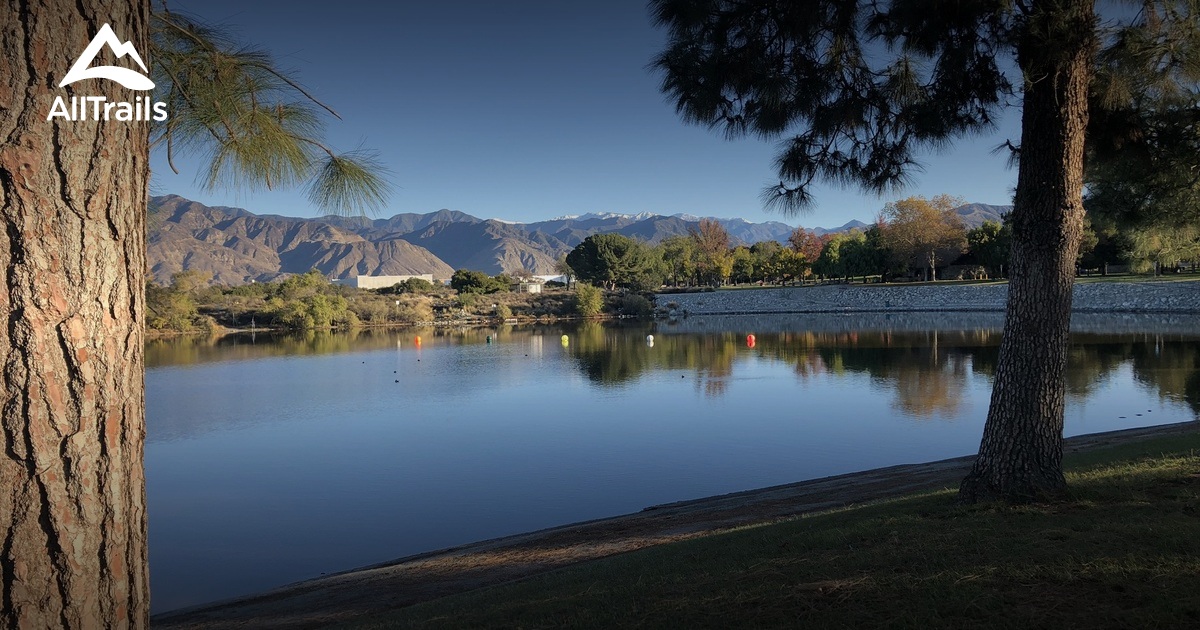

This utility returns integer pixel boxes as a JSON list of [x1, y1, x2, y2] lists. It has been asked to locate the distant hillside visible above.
[[811, 219, 870, 236], [147, 195, 1012, 285], [147, 196, 453, 285], [954, 203, 1009, 227], [397, 220, 568, 276]]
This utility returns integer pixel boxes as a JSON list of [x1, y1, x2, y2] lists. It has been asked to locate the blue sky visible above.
[[150, 0, 1022, 230]]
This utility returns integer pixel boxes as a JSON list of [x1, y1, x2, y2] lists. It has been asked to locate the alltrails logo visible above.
[[47, 23, 167, 122]]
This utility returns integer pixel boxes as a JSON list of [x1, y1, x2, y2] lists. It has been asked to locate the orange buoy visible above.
[[747, 334, 756, 348]]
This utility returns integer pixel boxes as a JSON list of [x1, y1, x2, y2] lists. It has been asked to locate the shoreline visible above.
[[152, 420, 1199, 629]]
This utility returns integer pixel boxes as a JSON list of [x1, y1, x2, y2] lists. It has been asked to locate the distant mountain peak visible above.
[[552, 211, 658, 222]]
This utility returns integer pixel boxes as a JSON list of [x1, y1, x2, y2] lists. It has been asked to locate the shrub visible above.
[[619, 294, 654, 319], [575, 283, 603, 317], [395, 297, 434, 323], [496, 304, 513, 320]]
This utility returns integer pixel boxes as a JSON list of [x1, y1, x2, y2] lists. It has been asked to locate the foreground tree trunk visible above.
[[2, 2, 150, 627], [959, 0, 1095, 502]]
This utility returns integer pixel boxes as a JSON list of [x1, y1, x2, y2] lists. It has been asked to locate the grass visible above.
[[1074, 273, 1200, 284], [344, 432, 1200, 629]]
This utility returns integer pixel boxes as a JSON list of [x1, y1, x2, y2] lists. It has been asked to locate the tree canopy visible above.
[[879, 195, 968, 281], [566, 233, 657, 290]]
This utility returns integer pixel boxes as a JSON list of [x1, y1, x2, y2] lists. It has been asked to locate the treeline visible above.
[[561, 194, 1199, 290]]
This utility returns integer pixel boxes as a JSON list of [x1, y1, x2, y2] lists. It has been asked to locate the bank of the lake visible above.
[[658, 278, 1200, 315], [151, 421, 1199, 630]]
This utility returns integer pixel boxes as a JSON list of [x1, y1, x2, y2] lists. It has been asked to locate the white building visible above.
[[332, 274, 435, 290], [516, 282, 543, 294]]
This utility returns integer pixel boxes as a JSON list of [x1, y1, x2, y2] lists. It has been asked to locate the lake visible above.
[[145, 313, 1200, 612]]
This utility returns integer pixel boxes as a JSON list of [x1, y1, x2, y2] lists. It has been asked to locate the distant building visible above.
[[332, 274, 435, 290], [533, 274, 569, 284], [516, 282, 543, 294]]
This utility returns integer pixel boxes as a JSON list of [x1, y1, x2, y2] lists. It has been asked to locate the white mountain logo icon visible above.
[[60, 23, 155, 91]]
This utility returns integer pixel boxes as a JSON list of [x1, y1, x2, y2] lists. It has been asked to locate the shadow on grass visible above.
[[349, 433, 1200, 629]]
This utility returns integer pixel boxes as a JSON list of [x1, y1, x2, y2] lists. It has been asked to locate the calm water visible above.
[[146, 313, 1200, 612]]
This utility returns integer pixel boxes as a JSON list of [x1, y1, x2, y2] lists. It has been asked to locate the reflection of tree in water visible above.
[[146, 328, 379, 366], [145, 325, 531, 368], [760, 330, 992, 420], [1129, 337, 1200, 416], [568, 323, 738, 395], [1062, 338, 1136, 398], [152, 325, 1200, 416]]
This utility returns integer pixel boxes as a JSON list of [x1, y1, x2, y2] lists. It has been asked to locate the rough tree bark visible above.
[[2, 1, 150, 627], [959, 0, 1096, 502]]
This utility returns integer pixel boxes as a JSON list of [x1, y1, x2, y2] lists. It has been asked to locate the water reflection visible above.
[[563, 324, 1200, 420], [145, 314, 1200, 612], [149, 322, 1200, 421]]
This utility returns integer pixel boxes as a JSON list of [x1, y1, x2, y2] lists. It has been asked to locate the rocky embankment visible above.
[[658, 280, 1200, 316]]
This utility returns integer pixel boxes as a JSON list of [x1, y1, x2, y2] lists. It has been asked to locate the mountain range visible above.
[[147, 195, 1009, 285]]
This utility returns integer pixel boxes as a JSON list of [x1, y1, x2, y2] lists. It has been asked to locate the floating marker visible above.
[[747, 334, 756, 348], [646, 335, 654, 343], [414, 336, 421, 346], [561, 334, 569, 347], [486, 335, 492, 344]]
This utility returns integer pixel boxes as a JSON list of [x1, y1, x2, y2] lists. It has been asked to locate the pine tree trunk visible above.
[[2, 2, 150, 627], [959, 0, 1095, 503]]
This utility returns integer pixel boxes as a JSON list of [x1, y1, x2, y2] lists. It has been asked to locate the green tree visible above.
[[2, 7, 389, 627], [750, 240, 784, 282], [967, 220, 1012, 278], [1085, 22, 1200, 234], [813, 233, 849, 279], [382, 277, 435, 294], [730, 245, 755, 283], [879, 195, 968, 281], [566, 233, 655, 290], [839, 229, 881, 282], [660, 234, 698, 285], [652, 0, 1199, 501], [1125, 225, 1200, 274], [450, 269, 492, 294], [771, 246, 808, 283]]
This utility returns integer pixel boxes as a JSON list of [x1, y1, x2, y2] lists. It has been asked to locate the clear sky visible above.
[[150, 0, 1022, 230]]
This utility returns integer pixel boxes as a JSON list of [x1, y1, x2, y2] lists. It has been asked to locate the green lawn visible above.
[[1073, 273, 1200, 284], [346, 432, 1200, 629]]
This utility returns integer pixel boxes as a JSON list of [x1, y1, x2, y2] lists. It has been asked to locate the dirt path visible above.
[[152, 422, 1197, 629]]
